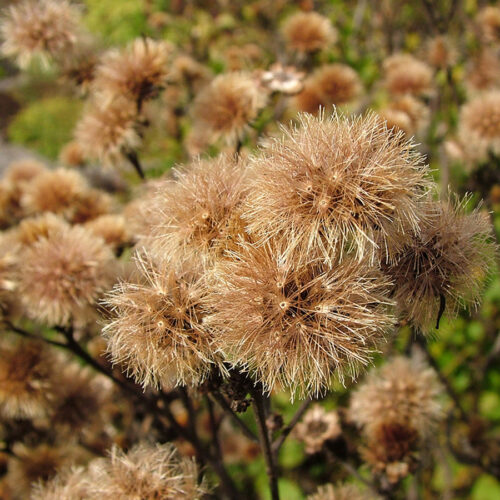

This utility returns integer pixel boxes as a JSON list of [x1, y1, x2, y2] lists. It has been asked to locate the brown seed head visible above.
[[383, 54, 434, 97], [94, 38, 172, 105], [17, 225, 116, 326], [0, 0, 82, 68], [4, 159, 47, 185], [244, 111, 430, 262], [379, 95, 430, 137], [282, 12, 336, 53], [31, 467, 88, 500], [477, 6, 500, 43], [14, 213, 69, 246], [349, 354, 443, 439], [103, 253, 221, 389], [75, 97, 142, 166], [307, 483, 375, 500], [85, 442, 208, 499], [190, 72, 267, 146], [85, 214, 130, 250], [207, 240, 394, 398], [146, 154, 249, 264], [465, 48, 500, 94], [294, 404, 341, 453], [383, 198, 496, 331], [459, 90, 500, 163], [0, 340, 55, 419]]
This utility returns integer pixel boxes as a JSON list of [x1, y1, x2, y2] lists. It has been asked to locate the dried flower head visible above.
[[4, 159, 47, 185], [17, 225, 116, 326], [307, 483, 374, 500], [59, 141, 86, 167], [0, 340, 55, 419], [146, 154, 249, 263], [170, 55, 212, 91], [295, 64, 362, 113], [14, 213, 69, 246], [85, 214, 130, 250], [207, 240, 394, 397], [295, 404, 341, 453], [349, 354, 442, 439], [190, 72, 267, 146], [59, 38, 98, 91], [104, 254, 221, 389], [383, 54, 434, 97], [21, 168, 88, 219], [48, 362, 111, 432], [244, 111, 430, 262], [477, 6, 500, 43], [383, 198, 496, 331], [0, 0, 82, 68], [85, 442, 208, 499], [458, 91, 500, 163], [465, 48, 500, 94], [282, 12, 336, 53], [94, 38, 172, 106], [379, 95, 430, 137], [260, 63, 305, 95], [8, 443, 75, 498], [426, 36, 456, 69], [75, 97, 142, 166], [70, 188, 112, 224], [0, 235, 18, 309], [31, 467, 88, 500]]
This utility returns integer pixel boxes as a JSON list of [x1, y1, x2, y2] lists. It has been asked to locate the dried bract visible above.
[[295, 404, 341, 453]]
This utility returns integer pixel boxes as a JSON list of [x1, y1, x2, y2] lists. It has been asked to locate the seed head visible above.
[[94, 38, 172, 105], [0, 0, 82, 68], [189, 72, 267, 147], [307, 483, 374, 500], [378, 95, 430, 137], [207, 240, 394, 398], [383, 54, 433, 97], [17, 225, 117, 326], [244, 111, 430, 262], [103, 253, 222, 389], [85, 442, 208, 499], [146, 154, 249, 264], [294, 404, 341, 454], [383, 198, 496, 331], [281, 12, 336, 53]]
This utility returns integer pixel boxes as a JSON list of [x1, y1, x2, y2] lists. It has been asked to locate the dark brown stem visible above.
[[272, 397, 312, 453], [416, 335, 468, 421], [4, 321, 66, 348], [125, 150, 145, 179], [252, 389, 280, 500], [210, 390, 258, 443]]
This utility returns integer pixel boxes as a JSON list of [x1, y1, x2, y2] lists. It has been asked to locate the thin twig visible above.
[[272, 397, 312, 453], [252, 389, 280, 500], [125, 150, 145, 179], [210, 390, 258, 443]]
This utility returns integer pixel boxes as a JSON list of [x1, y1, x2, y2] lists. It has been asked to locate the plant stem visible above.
[[211, 390, 258, 443], [125, 150, 145, 179], [272, 397, 312, 453], [252, 388, 280, 500]]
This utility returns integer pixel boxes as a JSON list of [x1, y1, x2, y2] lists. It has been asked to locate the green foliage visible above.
[[83, 0, 149, 44], [8, 97, 82, 159]]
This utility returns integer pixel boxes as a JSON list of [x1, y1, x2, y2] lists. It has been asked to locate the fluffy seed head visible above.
[[260, 63, 305, 95], [294, 404, 341, 454], [383, 54, 433, 97], [477, 6, 500, 43], [379, 95, 430, 137], [307, 483, 374, 500], [190, 72, 267, 147], [0, 0, 82, 68], [75, 97, 142, 166], [94, 38, 172, 105], [14, 213, 69, 246], [282, 12, 336, 53], [458, 91, 500, 163], [85, 214, 130, 250], [426, 36, 456, 69], [0, 340, 55, 419], [31, 467, 88, 500], [465, 48, 500, 94], [383, 198, 496, 331], [207, 240, 395, 398], [17, 225, 116, 326], [294, 64, 362, 113], [4, 159, 47, 185], [85, 442, 208, 499], [103, 254, 221, 389], [145, 154, 249, 263], [59, 141, 86, 167], [244, 111, 430, 262], [349, 353, 443, 439], [20, 168, 88, 219]]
